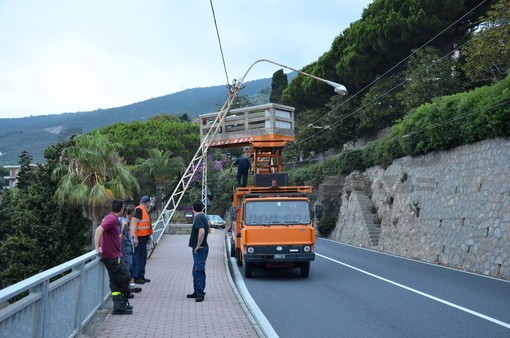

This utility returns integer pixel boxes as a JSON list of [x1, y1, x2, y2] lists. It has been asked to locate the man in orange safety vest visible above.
[[131, 196, 153, 284]]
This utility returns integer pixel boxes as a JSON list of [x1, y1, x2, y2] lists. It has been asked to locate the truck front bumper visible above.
[[244, 252, 315, 263]]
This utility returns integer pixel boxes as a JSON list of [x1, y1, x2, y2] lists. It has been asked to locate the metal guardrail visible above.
[[0, 213, 179, 337], [0, 251, 109, 338]]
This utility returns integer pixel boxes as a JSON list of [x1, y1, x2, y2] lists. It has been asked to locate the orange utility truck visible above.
[[200, 103, 316, 278]]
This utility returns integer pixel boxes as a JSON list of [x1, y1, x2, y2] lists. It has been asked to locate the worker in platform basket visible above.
[[232, 153, 251, 187]]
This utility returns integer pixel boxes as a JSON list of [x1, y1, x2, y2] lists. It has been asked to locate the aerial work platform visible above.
[[199, 103, 296, 173], [199, 103, 295, 148]]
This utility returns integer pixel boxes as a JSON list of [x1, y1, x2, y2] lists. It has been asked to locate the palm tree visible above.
[[53, 132, 139, 246], [136, 148, 185, 214]]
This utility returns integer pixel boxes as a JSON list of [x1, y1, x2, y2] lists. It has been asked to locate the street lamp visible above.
[[238, 58, 348, 95]]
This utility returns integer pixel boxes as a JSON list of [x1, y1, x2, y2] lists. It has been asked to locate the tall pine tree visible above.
[[270, 69, 288, 104]]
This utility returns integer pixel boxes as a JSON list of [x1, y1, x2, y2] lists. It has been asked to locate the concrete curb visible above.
[[224, 233, 278, 338]]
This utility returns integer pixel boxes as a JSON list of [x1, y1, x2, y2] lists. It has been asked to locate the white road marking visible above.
[[317, 253, 510, 330]]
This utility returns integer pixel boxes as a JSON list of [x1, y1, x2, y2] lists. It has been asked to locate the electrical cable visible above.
[[299, 39, 474, 143], [295, 0, 491, 143], [209, 0, 230, 87], [289, 96, 510, 165], [392, 97, 510, 140], [323, 0, 488, 121]]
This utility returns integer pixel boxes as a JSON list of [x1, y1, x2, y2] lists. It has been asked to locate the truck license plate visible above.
[[274, 254, 285, 259]]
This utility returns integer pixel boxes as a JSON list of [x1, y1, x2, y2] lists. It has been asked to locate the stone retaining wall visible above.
[[329, 138, 510, 280]]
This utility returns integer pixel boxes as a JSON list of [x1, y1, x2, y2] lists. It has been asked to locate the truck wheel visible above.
[[235, 249, 243, 267], [245, 263, 253, 278], [300, 262, 310, 278]]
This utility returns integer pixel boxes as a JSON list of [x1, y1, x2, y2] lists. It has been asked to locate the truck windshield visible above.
[[244, 200, 311, 225]]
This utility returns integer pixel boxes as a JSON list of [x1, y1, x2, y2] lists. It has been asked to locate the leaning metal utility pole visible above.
[[148, 81, 241, 257], [201, 144, 208, 215]]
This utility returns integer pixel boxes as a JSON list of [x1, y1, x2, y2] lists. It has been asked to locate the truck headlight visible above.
[[303, 246, 311, 253], [247, 247, 255, 254]]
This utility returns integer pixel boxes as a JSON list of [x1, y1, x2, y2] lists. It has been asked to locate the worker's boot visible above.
[[112, 292, 132, 315], [124, 291, 133, 310]]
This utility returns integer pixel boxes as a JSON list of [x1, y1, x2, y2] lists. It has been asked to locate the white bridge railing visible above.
[[0, 251, 109, 338]]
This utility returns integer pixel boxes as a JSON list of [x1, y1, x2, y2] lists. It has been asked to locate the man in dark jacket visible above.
[[186, 200, 209, 302], [233, 156, 251, 187]]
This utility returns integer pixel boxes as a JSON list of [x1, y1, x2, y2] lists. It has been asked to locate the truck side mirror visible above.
[[230, 207, 237, 221], [315, 205, 322, 220]]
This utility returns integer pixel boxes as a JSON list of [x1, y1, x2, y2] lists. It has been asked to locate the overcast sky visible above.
[[0, 0, 372, 118]]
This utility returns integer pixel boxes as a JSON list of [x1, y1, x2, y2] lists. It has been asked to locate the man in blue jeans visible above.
[[186, 200, 209, 302], [132, 196, 153, 284]]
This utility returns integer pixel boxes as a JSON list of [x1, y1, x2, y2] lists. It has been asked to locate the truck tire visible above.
[[235, 249, 243, 267], [300, 262, 310, 278], [245, 262, 253, 278]]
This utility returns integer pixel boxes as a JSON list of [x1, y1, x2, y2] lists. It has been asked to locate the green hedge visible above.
[[289, 74, 510, 185]]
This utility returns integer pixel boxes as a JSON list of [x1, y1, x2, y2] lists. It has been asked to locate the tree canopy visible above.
[[462, 0, 510, 85], [283, 0, 494, 111], [97, 119, 200, 165], [53, 132, 139, 245], [0, 142, 89, 286], [282, 0, 504, 156], [136, 148, 185, 213]]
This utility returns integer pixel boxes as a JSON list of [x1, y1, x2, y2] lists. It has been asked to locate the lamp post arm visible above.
[[238, 59, 347, 95]]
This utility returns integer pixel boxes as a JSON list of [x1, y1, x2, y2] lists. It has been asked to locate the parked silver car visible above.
[[206, 214, 226, 229]]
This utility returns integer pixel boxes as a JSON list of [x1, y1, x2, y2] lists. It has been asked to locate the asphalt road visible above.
[[236, 238, 510, 338]]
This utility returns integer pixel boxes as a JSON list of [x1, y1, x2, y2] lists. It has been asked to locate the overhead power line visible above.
[[209, 0, 230, 87], [296, 0, 491, 144], [299, 39, 473, 144]]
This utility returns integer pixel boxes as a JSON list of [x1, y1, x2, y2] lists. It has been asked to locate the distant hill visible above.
[[0, 77, 278, 165]]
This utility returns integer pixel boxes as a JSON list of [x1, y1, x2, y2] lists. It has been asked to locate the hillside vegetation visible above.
[[0, 78, 272, 165]]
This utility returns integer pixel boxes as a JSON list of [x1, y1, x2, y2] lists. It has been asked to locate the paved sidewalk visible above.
[[93, 229, 260, 337]]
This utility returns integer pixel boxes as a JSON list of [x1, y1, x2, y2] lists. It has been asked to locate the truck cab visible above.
[[230, 177, 315, 278]]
